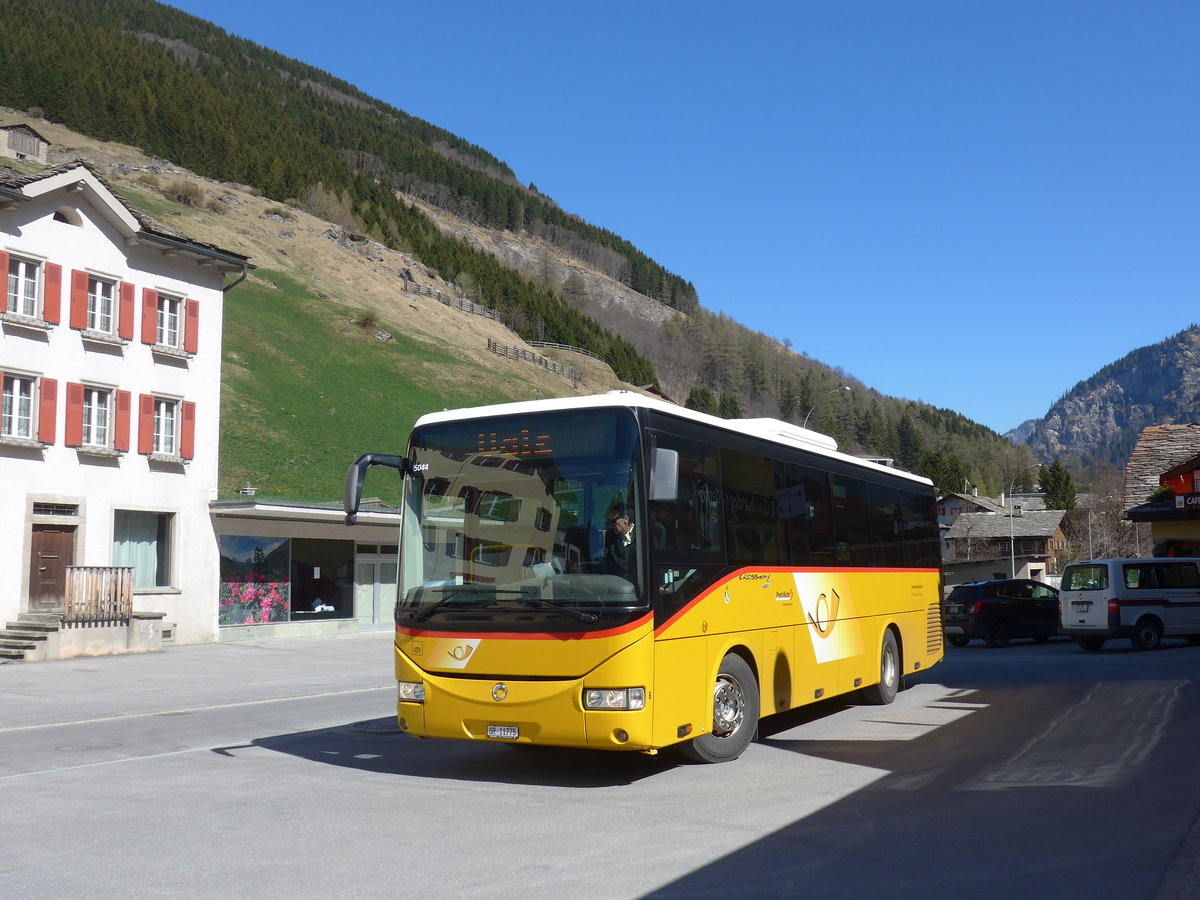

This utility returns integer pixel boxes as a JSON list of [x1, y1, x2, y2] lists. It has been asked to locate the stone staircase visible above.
[[0, 613, 64, 663]]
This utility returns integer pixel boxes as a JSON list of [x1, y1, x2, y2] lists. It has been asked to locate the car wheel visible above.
[[1076, 637, 1105, 652], [860, 630, 900, 705], [680, 653, 758, 763], [946, 635, 970, 648], [984, 619, 1011, 648], [1130, 617, 1163, 652], [1033, 635, 1052, 643], [1186, 635, 1200, 646]]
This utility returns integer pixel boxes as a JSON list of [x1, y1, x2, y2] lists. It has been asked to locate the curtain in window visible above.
[[113, 510, 165, 588]]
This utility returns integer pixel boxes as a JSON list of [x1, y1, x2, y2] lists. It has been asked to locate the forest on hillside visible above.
[[0, 0, 675, 383], [0, 0, 1044, 496]]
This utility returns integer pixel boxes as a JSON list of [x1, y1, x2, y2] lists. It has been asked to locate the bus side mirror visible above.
[[649, 448, 679, 502], [344, 453, 409, 525]]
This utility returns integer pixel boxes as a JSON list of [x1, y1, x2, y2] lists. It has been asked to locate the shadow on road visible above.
[[214, 718, 677, 787]]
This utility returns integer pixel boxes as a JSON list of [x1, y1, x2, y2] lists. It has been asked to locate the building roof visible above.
[[1124, 425, 1200, 511], [944, 509, 1066, 540], [1, 122, 51, 144], [0, 159, 250, 268], [940, 492, 1008, 514]]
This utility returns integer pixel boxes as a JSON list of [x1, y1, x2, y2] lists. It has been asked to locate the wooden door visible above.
[[29, 524, 75, 610]]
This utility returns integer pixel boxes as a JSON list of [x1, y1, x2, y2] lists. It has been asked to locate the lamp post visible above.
[[802, 385, 851, 429], [1009, 464, 1042, 578]]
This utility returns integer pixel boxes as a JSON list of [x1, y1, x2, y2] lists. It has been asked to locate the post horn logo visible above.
[[492, 683, 509, 702], [808, 588, 841, 638]]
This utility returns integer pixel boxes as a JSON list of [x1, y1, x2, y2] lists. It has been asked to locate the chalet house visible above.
[[0, 160, 250, 646], [1, 123, 51, 165], [942, 507, 1068, 589], [1124, 424, 1200, 557]]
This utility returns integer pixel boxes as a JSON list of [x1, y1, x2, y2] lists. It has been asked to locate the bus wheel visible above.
[[860, 630, 900, 705], [1131, 617, 1163, 652], [1076, 637, 1105, 652], [680, 654, 758, 763]]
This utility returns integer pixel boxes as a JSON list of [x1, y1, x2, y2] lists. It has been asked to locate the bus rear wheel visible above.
[[860, 630, 900, 705], [680, 654, 758, 763]]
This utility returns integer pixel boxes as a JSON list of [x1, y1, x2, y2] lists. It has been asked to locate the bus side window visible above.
[[783, 463, 834, 566], [722, 447, 786, 566], [648, 433, 723, 564]]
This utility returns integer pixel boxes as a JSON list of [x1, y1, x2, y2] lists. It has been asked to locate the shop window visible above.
[[218, 536, 290, 625], [291, 538, 354, 618]]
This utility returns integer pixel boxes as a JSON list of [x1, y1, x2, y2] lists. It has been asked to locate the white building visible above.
[[1, 160, 250, 644]]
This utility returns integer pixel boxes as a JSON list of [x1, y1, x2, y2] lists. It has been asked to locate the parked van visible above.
[[1059, 558, 1200, 651]]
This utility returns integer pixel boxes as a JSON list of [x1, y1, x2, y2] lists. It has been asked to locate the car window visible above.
[[1063, 565, 1108, 591], [1125, 565, 1151, 589], [1032, 584, 1057, 599]]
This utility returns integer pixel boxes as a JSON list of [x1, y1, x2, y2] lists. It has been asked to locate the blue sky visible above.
[[171, 1, 1197, 434]]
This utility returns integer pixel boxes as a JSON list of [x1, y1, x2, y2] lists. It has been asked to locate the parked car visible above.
[[942, 579, 1061, 647], [1060, 558, 1200, 651]]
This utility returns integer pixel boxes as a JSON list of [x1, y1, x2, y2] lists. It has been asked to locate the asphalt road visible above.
[[2, 631, 1199, 899]]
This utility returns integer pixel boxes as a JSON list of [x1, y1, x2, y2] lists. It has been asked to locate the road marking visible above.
[[963, 679, 1187, 790], [0, 684, 394, 734]]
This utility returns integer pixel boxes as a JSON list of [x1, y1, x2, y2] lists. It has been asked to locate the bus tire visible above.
[[1076, 637, 1105, 652], [861, 629, 900, 705], [1131, 617, 1163, 652], [680, 654, 758, 763]]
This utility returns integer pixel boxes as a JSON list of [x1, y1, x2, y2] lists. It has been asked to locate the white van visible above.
[[1059, 558, 1200, 651]]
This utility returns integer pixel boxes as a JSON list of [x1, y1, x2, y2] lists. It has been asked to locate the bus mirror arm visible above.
[[344, 453, 410, 525]]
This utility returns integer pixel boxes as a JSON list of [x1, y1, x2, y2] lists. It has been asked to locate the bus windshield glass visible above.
[[398, 407, 645, 628]]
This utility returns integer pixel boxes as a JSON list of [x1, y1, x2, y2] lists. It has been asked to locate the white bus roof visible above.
[[413, 391, 933, 487]]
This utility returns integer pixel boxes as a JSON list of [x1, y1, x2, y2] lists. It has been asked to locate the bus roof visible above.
[[413, 391, 933, 488]]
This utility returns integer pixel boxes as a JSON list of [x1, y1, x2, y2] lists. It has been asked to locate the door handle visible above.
[[39, 567, 47, 572]]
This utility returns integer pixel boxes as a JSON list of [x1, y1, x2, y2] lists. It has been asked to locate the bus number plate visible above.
[[487, 725, 519, 740], [1072, 602, 1090, 612]]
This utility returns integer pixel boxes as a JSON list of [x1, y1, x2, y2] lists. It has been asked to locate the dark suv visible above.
[[942, 579, 1060, 647]]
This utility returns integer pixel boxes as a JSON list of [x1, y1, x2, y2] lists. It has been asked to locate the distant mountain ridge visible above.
[[1016, 325, 1200, 470]]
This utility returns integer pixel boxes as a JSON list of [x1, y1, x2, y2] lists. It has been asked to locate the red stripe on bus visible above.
[[396, 611, 653, 641]]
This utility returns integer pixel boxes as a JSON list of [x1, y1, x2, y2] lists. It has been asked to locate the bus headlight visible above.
[[584, 687, 645, 710], [397, 681, 425, 703]]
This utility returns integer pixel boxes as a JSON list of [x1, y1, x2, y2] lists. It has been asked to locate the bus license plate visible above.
[[1072, 602, 1090, 612], [487, 725, 519, 740]]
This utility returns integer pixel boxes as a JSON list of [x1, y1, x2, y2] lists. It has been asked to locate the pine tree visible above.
[[1041, 459, 1077, 514]]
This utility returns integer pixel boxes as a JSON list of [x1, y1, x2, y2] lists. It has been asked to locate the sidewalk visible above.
[[0, 629, 397, 732]]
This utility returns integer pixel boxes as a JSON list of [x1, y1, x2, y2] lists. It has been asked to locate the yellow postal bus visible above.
[[344, 392, 943, 762]]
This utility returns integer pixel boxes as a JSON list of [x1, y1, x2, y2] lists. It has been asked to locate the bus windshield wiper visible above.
[[514, 596, 599, 624], [411, 587, 526, 623]]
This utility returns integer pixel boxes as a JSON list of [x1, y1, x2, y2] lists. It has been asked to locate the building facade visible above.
[[1, 161, 249, 643]]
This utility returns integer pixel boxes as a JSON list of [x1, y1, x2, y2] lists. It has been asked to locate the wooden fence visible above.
[[403, 281, 498, 321], [487, 339, 582, 381], [64, 566, 133, 626], [527, 341, 605, 362]]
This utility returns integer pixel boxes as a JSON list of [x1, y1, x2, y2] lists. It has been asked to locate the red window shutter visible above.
[[69, 270, 88, 330], [0, 251, 7, 306], [141, 289, 158, 344], [43, 263, 62, 324], [114, 390, 131, 452], [38, 377, 57, 444], [138, 394, 155, 455], [180, 401, 196, 460], [65, 382, 84, 446], [118, 282, 135, 340], [184, 299, 200, 354]]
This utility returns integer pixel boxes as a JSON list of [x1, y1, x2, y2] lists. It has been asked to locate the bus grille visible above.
[[926, 602, 942, 653]]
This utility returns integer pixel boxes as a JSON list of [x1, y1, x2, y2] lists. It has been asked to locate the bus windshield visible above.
[[398, 407, 645, 629]]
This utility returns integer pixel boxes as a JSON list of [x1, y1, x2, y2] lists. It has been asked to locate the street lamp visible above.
[[802, 385, 851, 429], [1009, 464, 1042, 578]]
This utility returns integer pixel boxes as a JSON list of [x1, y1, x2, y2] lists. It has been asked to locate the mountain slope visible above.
[[1021, 325, 1200, 470]]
